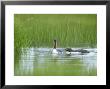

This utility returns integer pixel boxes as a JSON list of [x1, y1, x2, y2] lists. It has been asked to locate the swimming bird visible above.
[[52, 39, 58, 54], [65, 48, 72, 54], [65, 48, 90, 55]]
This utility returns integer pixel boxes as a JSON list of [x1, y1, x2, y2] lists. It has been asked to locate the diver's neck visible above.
[[54, 40, 57, 49]]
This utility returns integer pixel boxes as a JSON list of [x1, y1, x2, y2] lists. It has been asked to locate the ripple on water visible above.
[[15, 47, 97, 76]]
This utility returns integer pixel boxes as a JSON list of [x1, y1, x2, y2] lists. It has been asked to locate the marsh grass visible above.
[[14, 14, 97, 48]]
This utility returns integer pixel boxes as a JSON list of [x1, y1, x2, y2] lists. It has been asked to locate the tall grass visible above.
[[14, 14, 97, 48]]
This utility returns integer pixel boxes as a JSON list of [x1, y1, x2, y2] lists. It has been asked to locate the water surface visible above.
[[14, 48, 97, 76]]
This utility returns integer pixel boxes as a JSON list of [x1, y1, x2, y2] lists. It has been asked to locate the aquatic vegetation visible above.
[[14, 14, 97, 48], [14, 14, 97, 76]]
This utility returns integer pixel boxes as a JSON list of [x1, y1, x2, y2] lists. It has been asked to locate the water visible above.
[[14, 48, 97, 76]]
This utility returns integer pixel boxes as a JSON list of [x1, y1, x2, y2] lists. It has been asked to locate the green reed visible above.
[[14, 14, 97, 48]]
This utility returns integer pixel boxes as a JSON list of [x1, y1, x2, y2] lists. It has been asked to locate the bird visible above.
[[65, 48, 90, 55], [52, 39, 58, 54], [65, 48, 72, 54]]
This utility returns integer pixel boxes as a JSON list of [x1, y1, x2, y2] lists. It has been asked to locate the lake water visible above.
[[14, 48, 97, 76]]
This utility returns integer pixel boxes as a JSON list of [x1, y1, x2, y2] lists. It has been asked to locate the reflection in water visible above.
[[18, 48, 35, 75], [15, 48, 97, 76]]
